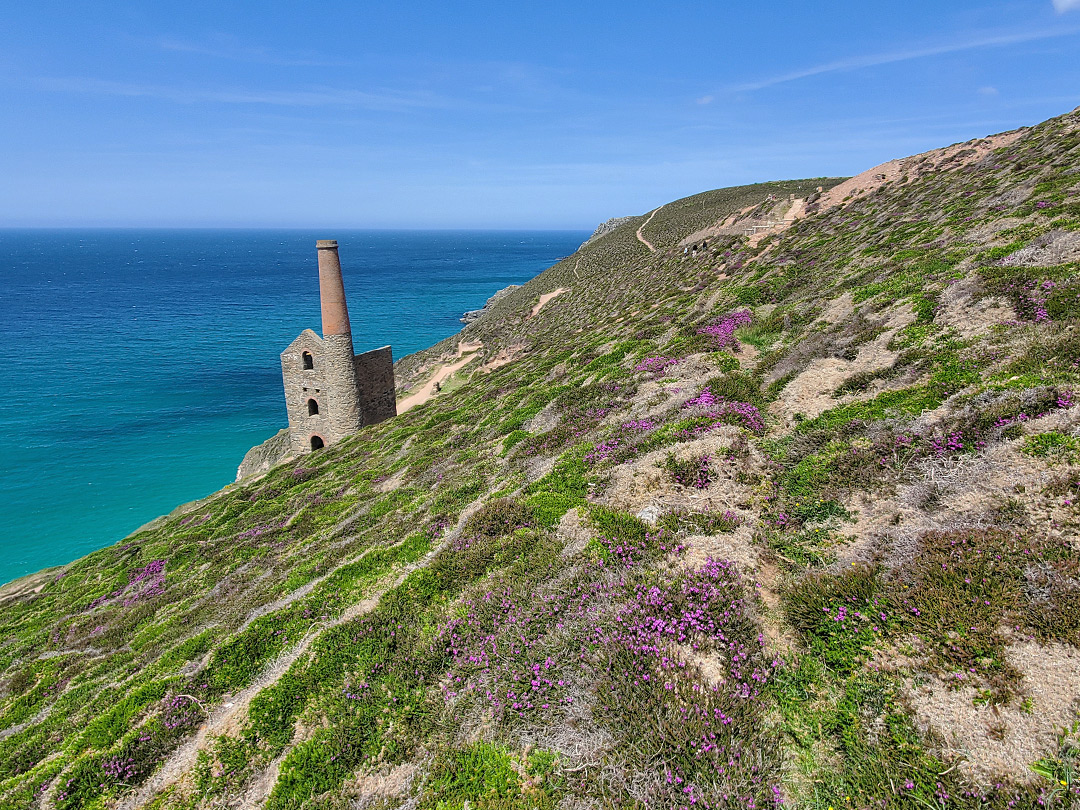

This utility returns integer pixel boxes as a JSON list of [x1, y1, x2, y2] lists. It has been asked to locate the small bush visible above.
[[463, 498, 534, 538], [662, 453, 715, 489]]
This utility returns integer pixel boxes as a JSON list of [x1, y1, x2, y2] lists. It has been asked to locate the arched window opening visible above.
[[307, 398, 319, 416], [310, 435, 325, 451], [302, 351, 314, 370]]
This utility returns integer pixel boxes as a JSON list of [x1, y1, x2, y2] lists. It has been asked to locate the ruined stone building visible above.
[[280, 240, 397, 454]]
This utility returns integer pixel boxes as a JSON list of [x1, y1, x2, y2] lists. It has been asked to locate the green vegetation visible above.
[[4, 108, 1080, 808]]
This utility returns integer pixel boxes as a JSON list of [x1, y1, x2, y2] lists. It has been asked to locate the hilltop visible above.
[[2, 106, 1080, 810]]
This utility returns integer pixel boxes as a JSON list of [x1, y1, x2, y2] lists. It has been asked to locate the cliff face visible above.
[[3, 108, 1080, 810], [459, 284, 520, 324], [578, 215, 634, 249], [236, 428, 292, 481]]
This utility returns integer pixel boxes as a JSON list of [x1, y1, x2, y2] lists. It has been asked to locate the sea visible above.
[[0, 229, 588, 585]]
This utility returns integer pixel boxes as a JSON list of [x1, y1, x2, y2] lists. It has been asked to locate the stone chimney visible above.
[[315, 239, 363, 436]]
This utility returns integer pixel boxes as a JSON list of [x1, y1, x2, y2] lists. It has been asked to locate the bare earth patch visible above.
[[349, 762, 419, 807], [482, 341, 529, 372], [769, 331, 902, 425], [397, 342, 483, 413], [907, 640, 1080, 783], [600, 427, 757, 519], [816, 130, 1025, 211], [529, 288, 568, 318]]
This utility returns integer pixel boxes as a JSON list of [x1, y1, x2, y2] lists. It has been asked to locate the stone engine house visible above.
[[281, 240, 397, 454]]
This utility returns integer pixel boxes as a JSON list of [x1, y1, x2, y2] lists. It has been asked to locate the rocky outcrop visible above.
[[236, 428, 293, 481], [460, 285, 520, 323], [579, 216, 633, 249]]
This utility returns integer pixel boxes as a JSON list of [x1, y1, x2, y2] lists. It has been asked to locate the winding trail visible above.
[[636, 206, 662, 251], [397, 341, 483, 414], [529, 288, 567, 318]]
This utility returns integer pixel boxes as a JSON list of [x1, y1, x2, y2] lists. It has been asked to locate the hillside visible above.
[[2, 107, 1080, 810]]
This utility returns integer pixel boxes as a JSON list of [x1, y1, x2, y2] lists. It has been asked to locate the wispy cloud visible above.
[[1053, 0, 1080, 13], [156, 38, 353, 68], [727, 26, 1080, 93], [30, 76, 448, 111]]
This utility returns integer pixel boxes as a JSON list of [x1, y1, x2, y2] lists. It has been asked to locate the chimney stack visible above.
[[313, 239, 363, 436], [316, 240, 352, 338]]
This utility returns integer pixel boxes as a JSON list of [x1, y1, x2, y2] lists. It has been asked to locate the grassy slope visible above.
[[1, 110, 1079, 810]]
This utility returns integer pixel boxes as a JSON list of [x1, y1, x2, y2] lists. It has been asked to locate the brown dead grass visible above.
[[907, 640, 1080, 783]]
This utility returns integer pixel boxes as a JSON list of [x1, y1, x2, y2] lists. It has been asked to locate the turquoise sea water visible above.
[[0, 229, 587, 585]]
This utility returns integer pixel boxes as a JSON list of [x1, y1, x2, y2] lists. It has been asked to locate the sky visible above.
[[2, 1, 1079, 229]]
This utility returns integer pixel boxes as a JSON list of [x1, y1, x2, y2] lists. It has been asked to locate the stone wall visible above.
[[354, 346, 397, 426], [280, 329, 334, 455]]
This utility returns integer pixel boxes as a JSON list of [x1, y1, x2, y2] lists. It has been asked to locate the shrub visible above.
[[463, 498, 534, 538], [662, 453, 714, 489]]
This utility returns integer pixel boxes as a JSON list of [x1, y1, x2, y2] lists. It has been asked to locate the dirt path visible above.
[[529, 288, 567, 318], [636, 207, 662, 251], [397, 342, 482, 414]]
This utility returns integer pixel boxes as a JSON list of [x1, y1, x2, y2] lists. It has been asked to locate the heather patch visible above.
[[635, 355, 680, 377], [682, 386, 766, 435], [698, 309, 754, 349], [432, 504, 780, 807], [890, 529, 1079, 699], [583, 417, 659, 468], [590, 557, 783, 808], [785, 566, 890, 674], [781, 528, 1080, 704], [514, 381, 637, 459], [779, 386, 1077, 499]]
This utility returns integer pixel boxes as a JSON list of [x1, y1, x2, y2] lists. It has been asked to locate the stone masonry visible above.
[[280, 240, 397, 455]]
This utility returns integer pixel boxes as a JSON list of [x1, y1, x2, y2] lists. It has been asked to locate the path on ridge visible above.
[[636, 206, 663, 251]]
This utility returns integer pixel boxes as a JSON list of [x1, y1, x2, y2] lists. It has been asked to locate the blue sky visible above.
[[2, 1, 1079, 228]]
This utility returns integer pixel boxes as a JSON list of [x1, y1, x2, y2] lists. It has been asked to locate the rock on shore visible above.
[[460, 284, 520, 323]]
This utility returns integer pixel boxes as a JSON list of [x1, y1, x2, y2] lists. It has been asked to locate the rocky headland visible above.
[[459, 284, 520, 323]]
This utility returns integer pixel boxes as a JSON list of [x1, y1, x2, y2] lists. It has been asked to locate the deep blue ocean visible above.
[[0, 229, 587, 585]]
